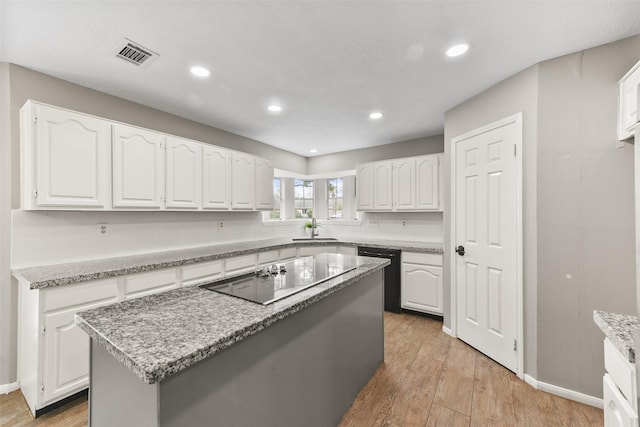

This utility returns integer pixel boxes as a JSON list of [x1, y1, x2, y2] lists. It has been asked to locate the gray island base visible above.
[[84, 257, 385, 427]]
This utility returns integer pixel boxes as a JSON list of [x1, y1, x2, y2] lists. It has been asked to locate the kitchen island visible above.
[[76, 253, 389, 427]]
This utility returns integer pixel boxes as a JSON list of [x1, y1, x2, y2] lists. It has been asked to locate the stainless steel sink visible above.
[[291, 237, 339, 241]]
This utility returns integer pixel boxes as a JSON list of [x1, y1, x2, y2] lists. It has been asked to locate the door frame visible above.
[[449, 112, 524, 379]]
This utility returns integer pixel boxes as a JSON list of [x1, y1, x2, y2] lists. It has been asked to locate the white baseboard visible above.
[[442, 325, 455, 337], [523, 374, 603, 409], [0, 382, 19, 395]]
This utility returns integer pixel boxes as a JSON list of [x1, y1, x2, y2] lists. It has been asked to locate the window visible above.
[[268, 178, 281, 220], [294, 179, 314, 218], [327, 178, 343, 219]]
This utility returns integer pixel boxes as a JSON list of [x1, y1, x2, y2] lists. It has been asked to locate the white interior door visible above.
[[454, 115, 521, 373]]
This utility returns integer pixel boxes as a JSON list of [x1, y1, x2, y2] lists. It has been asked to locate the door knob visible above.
[[455, 245, 465, 256]]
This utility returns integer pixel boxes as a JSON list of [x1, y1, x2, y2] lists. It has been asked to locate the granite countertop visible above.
[[593, 310, 639, 363], [75, 255, 389, 384], [13, 237, 443, 289]]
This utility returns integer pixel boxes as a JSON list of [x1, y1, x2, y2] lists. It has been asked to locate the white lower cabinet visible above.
[[337, 246, 358, 256], [297, 246, 337, 257], [224, 254, 258, 276], [124, 269, 179, 300], [401, 252, 443, 315], [181, 260, 223, 286], [603, 338, 638, 427]]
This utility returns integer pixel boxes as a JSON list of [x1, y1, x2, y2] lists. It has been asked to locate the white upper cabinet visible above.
[[356, 153, 443, 212], [112, 124, 165, 209], [373, 162, 393, 210], [618, 59, 640, 141], [356, 163, 374, 211], [416, 154, 441, 210], [231, 152, 256, 210], [21, 101, 111, 209], [202, 145, 231, 210], [393, 158, 416, 210], [165, 136, 202, 209], [255, 157, 275, 210]]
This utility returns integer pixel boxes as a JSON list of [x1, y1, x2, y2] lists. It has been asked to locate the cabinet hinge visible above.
[[33, 190, 38, 199], [513, 339, 517, 351], [33, 115, 38, 124], [41, 325, 46, 335], [513, 144, 517, 157], [40, 384, 44, 393]]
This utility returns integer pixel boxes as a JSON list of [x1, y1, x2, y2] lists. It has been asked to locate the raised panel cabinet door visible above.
[[255, 158, 275, 210], [356, 163, 374, 210], [373, 162, 393, 210], [203, 145, 231, 209], [619, 61, 640, 140], [33, 104, 111, 208], [393, 158, 416, 210], [401, 263, 443, 315], [416, 155, 440, 210], [231, 152, 255, 210], [166, 136, 202, 209], [112, 124, 165, 208]]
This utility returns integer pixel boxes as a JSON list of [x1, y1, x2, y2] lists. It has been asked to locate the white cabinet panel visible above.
[[393, 158, 416, 210], [21, 101, 111, 209], [297, 246, 337, 257], [231, 152, 255, 210], [605, 338, 638, 410], [373, 162, 393, 210], [416, 155, 440, 210], [279, 247, 298, 262], [258, 250, 279, 266], [112, 124, 165, 209], [356, 163, 374, 210], [225, 254, 257, 275], [619, 60, 640, 141], [401, 252, 443, 315], [337, 246, 357, 256], [203, 145, 231, 210], [181, 260, 223, 286], [604, 374, 638, 427], [124, 269, 179, 300], [255, 158, 275, 210], [165, 136, 202, 209]]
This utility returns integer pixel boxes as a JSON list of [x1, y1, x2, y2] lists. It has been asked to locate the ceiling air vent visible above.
[[114, 38, 158, 67]]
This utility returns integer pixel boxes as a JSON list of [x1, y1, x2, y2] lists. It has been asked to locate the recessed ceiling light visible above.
[[310, 149, 318, 153], [369, 112, 383, 120], [190, 66, 210, 77], [446, 43, 469, 57], [267, 104, 282, 113]]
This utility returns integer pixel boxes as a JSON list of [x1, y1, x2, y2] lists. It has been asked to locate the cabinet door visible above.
[[231, 153, 255, 210], [112, 124, 165, 208], [401, 262, 443, 315], [356, 164, 374, 211], [165, 137, 202, 209], [32, 103, 111, 208], [255, 158, 275, 210], [373, 162, 393, 210], [203, 145, 231, 210], [603, 374, 638, 427], [393, 158, 416, 210], [416, 155, 440, 210], [619, 62, 640, 140]]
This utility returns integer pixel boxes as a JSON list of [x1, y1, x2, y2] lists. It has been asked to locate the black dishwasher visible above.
[[357, 246, 401, 313]]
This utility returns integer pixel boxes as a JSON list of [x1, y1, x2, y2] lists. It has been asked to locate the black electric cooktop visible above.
[[200, 253, 358, 305]]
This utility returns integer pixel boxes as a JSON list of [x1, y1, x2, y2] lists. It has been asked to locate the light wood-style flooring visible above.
[[0, 312, 602, 426]]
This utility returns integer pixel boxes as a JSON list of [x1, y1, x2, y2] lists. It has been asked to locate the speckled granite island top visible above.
[[593, 310, 639, 363], [75, 256, 389, 384], [13, 237, 442, 289]]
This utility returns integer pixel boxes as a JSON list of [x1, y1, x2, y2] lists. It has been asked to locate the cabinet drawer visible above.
[[44, 278, 119, 312], [604, 374, 638, 427], [124, 269, 178, 299], [258, 250, 279, 266], [181, 261, 223, 286], [279, 247, 297, 262], [402, 252, 443, 266], [605, 338, 638, 408], [224, 254, 257, 275], [298, 246, 337, 257]]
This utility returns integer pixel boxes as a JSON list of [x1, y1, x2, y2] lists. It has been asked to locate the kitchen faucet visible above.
[[311, 218, 319, 239]]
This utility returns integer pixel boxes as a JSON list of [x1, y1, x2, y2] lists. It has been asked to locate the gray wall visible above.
[[444, 64, 540, 378], [535, 36, 638, 396], [444, 34, 640, 398], [0, 64, 308, 384], [306, 135, 444, 174]]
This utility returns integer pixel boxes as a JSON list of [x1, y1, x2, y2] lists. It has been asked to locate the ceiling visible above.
[[2, 1, 640, 157]]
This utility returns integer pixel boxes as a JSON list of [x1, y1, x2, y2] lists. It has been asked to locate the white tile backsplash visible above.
[[10, 210, 443, 268]]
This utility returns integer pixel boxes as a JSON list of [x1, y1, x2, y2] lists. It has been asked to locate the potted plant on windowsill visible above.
[[302, 220, 321, 237]]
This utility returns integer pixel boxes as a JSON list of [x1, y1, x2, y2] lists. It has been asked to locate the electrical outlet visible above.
[[218, 221, 224, 230], [401, 220, 407, 227], [98, 223, 109, 236], [367, 218, 379, 227]]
